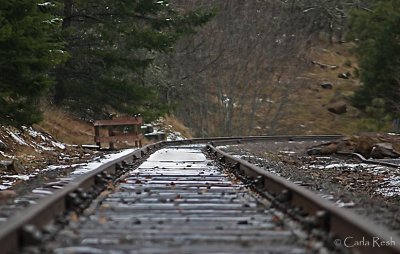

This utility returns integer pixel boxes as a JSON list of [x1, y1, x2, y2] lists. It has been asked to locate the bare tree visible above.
[[160, 0, 358, 136]]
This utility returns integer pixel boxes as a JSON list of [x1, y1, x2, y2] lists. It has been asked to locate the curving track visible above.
[[0, 136, 399, 254], [45, 145, 309, 253]]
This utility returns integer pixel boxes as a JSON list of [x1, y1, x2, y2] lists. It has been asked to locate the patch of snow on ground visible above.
[[0, 182, 11, 190], [30, 140, 54, 151], [0, 151, 15, 159], [279, 150, 297, 155], [42, 164, 84, 172], [2, 174, 36, 181], [305, 163, 378, 170], [376, 176, 400, 197], [167, 131, 184, 141], [23, 126, 39, 138], [0, 149, 137, 190], [51, 141, 66, 150], [6, 129, 28, 146], [303, 161, 400, 197], [71, 148, 137, 175], [146, 118, 187, 141]]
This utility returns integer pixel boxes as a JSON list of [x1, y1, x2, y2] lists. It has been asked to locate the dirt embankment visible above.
[[0, 108, 191, 177], [0, 108, 96, 175]]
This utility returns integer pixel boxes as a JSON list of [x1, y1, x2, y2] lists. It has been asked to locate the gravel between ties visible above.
[[219, 141, 400, 236]]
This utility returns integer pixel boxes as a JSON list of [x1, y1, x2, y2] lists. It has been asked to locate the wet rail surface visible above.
[[44, 145, 309, 254], [2, 135, 400, 254]]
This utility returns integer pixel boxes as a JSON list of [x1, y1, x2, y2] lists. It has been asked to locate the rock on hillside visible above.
[[307, 133, 400, 159]]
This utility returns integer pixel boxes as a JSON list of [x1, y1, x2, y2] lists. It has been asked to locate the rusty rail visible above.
[[1, 135, 399, 253], [206, 143, 400, 254]]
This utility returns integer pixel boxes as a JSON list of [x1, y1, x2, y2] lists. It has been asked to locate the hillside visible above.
[[1, 0, 398, 187], [0, 108, 95, 178], [275, 41, 364, 134], [0, 41, 382, 176], [163, 1, 395, 137], [0, 38, 375, 183], [0, 107, 191, 185]]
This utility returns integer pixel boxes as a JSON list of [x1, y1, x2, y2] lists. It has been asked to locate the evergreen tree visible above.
[[0, 0, 66, 126], [55, 0, 213, 121], [348, 0, 400, 115]]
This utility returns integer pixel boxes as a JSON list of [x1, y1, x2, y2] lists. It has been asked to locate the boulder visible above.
[[338, 72, 351, 79], [307, 143, 338, 155], [354, 134, 379, 157], [321, 82, 333, 89], [370, 143, 400, 159], [306, 133, 400, 159], [327, 101, 347, 114]]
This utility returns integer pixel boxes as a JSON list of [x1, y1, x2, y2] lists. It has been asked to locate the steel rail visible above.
[[0, 142, 164, 253], [1, 134, 398, 254], [206, 144, 400, 254]]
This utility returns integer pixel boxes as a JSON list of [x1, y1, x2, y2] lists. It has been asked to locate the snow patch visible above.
[[38, 2, 55, 7], [0, 148, 136, 190], [6, 130, 28, 146], [0, 151, 15, 159], [376, 176, 400, 197], [2, 175, 35, 181], [51, 141, 66, 150], [23, 126, 39, 138], [71, 148, 137, 175], [305, 163, 380, 170], [0, 183, 11, 190], [42, 164, 84, 172], [167, 131, 184, 141]]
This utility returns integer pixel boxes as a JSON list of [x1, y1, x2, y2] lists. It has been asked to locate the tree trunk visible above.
[[62, 0, 73, 30], [53, 0, 73, 105]]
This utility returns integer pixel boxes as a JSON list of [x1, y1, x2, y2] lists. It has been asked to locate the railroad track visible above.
[[0, 135, 399, 254]]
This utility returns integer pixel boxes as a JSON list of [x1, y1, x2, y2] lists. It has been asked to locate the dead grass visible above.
[[36, 108, 193, 148], [36, 107, 94, 145], [163, 115, 193, 138], [31, 43, 371, 143], [279, 41, 368, 135]]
